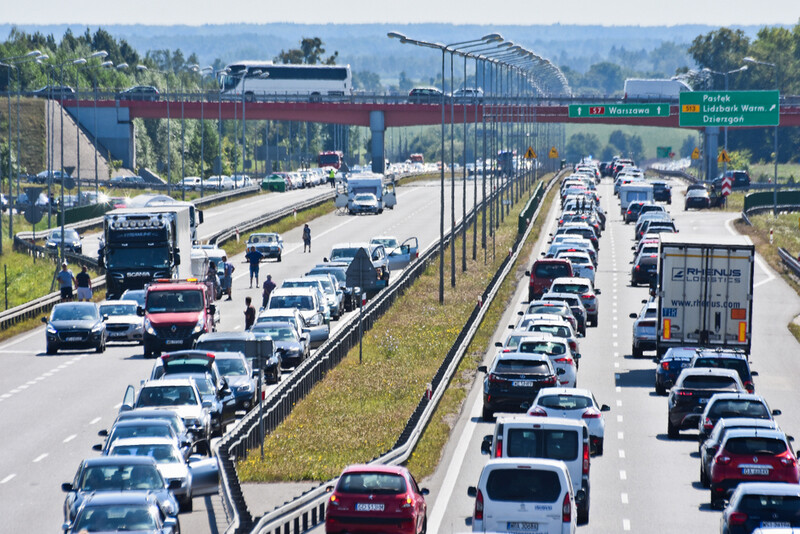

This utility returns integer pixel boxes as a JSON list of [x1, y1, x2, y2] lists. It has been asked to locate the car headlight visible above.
[[46, 324, 57, 334], [192, 315, 206, 334], [238, 383, 253, 393], [144, 318, 155, 335]]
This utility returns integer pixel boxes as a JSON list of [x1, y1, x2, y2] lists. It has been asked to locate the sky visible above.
[[2, 0, 799, 26]]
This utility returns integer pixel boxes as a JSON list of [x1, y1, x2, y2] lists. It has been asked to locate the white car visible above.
[[528, 387, 610, 455], [179, 176, 202, 191], [468, 458, 580, 534], [98, 300, 144, 344], [515, 333, 578, 387], [555, 250, 595, 284]]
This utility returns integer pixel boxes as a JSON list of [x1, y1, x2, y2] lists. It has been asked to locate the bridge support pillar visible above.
[[704, 127, 719, 182], [66, 103, 136, 171], [370, 111, 385, 174]]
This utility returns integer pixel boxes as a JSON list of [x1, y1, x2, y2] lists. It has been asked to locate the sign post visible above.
[[679, 91, 780, 127], [346, 249, 377, 365]]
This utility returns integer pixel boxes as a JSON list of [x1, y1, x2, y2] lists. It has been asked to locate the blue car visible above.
[[654, 347, 698, 395]]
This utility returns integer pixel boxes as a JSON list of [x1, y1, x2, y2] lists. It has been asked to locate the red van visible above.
[[526, 259, 573, 301]]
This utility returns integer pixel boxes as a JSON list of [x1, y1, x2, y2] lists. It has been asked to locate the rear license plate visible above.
[[355, 503, 384, 512], [680, 363, 690, 368], [742, 467, 769, 476], [166, 339, 183, 345], [699, 398, 709, 404], [761, 522, 790, 528], [512, 380, 535, 387], [66, 336, 82, 342], [507, 522, 538, 531]]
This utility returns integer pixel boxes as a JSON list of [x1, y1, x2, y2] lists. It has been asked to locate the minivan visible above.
[[481, 415, 591, 524]]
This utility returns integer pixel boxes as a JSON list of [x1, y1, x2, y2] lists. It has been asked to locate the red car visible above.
[[326, 464, 429, 534], [709, 428, 800, 509], [526, 259, 573, 302]]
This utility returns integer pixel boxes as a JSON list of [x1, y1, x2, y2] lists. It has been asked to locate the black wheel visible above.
[[482, 405, 494, 421], [655, 383, 666, 396], [632, 345, 643, 358], [277, 254, 282, 262], [668, 418, 679, 439], [577, 502, 589, 525], [96, 341, 105, 354], [595, 438, 604, 456], [46, 343, 57, 355], [710, 491, 724, 510], [420, 515, 427, 534], [700, 465, 709, 488]]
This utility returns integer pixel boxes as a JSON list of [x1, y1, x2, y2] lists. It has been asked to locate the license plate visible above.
[[355, 503, 384, 512], [680, 363, 690, 368], [66, 336, 82, 342], [762, 522, 790, 528], [699, 398, 709, 404], [742, 467, 769, 476], [512, 380, 535, 387], [166, 339, 184, 345], [109, 332, 126, 337], [508, 522, 538, 531]]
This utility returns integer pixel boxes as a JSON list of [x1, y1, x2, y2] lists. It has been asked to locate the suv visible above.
[[651, 180, 672, 203], [629, 299, 657, 358], [654, 347, 698, 395], [714, 170, 751, 190], [526, 259, 573, 301], [691, 349, 757, 394], [479, 353, 558, 419], [481, 415, 592, 524], [667, 368, 745, 439], [140, 279, 216, 357], [700, 417, 780, 489], [698, 393, 779, 444], [407, 86, 443, 103], [549, 277, 599, 327]]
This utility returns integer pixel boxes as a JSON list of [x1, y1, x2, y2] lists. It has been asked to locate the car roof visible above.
[[271, 287, 317, 296], [495, 352, 552, 363], [733, 482, 800, 497], [716, 417, 779, 430], [676, 368, 740, 380], [110, 418, 172, 428], [482, 457, 570, 473], [340, 464, 407, 476], [706, 392, 765, 403], [197, 332, 256, 341], [496, 415, 586, 429], [142, 378, 197, 388], [693, 350, 748, 360], [722, 428, 786, 441], [518, 333, 560, 342], [551, 277, 591, 285], [663, 347, 700, 358], [109, 436, 177, 447], [537, 387, 594, 397], [99, 300, 138, 307], [83, 455, 159, 467], [82, 491, 158, 506]]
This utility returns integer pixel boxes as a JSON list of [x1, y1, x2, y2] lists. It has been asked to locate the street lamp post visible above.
[[702, 65, 747, 185], [198, 67, 214, 198], [241, 69, 266, 188], [75, 51, 108, 205], [743, 56, 779, 216]]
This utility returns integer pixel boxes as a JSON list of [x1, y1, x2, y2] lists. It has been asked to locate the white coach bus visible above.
[[219, 61, 352, 100]]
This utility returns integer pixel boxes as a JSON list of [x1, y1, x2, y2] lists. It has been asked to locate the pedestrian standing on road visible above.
[[244, 296, 256, 330], [302, 224, 311, 253], [57, 262, 76, 302], [328, 168, 336, 188], [222, 255, 235, 300], [75, 265, 92, 302], [245, 246, 264, 288], [207, 261, 220, 301], [262, 274, 276, 309]]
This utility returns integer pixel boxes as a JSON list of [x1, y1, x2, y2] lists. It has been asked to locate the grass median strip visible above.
[[238, 175, 555, 482]]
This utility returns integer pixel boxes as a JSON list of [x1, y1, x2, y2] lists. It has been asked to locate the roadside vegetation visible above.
[[238, 174, 556, 482]]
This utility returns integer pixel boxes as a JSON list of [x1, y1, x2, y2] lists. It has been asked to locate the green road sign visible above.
[[679, 90, 779, 127], [657, 146, 672, 158], [568, 103, 670, 118]]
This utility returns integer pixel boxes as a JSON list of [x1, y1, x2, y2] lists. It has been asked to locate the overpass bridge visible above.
[[51, 92, 800, 175]]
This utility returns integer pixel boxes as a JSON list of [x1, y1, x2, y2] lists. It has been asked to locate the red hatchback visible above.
[[526, 259, 573, 302], [326, 465, 429, 534], [709, 428, 800, 509]]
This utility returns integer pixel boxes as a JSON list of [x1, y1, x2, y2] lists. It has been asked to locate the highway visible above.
[[0, 178, 485, 533]]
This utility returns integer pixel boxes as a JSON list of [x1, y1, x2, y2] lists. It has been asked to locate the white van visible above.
[[468, 457, 581, 533], [619, 182, 654, 214], [481, 415, 591, 524]]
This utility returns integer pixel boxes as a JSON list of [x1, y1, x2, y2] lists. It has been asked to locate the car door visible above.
[[187, 455, 219, 496], [387, 237, 418, 271], [120, 385, 136, 413]]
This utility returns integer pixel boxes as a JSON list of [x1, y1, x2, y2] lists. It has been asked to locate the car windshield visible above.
[[534, 263, 571, 278], [74, 504, 157, 532], [109, 424, 172, 442], [251, 326, 296, 341], [694, 358, 749, 378], [195, 339, 246, 354], [216, 358, 248, 376], [107, 246, 170, 270], [537, 394, 593, 410], [506, 429, 579, 461], [709, 400, 769, 419], [137, 385, 197, 407], [80, 464, 163, 491], [109, 443, 182, 464], [518, 340, 567, 355], [354, 193, 375, 202], [49, 229, 79, 240], [99, 303, 138, 316], [337, 472, 406, 494], [485, 469, 561, 503], [269, 295, 314, 310], [725, 437, 787, 455], [494, 359, 551, 376], [330, 248, 361, 261], [249, 234, 276, 244], [52, 304, 98, 321], [146, 290, 204, 312], [371, 238, 398, 248]]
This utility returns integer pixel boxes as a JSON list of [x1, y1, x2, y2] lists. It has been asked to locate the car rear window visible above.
[[694, 358, 749, 379], [725, 437, 787, 455], [485, 468, 561, 503], [518, 341, 567, 355], [739, 495, 800, 515], [494, 359, 551, 376], [506, 429, 579, 461], [337, 472, 406, 494], [537, 394, 593, 410], [681, 375, 739, 389], [527, 324, 570, 338], [551, 283, 587, 294], [534, 263, 571, 278], [709, 400, 769, 419]]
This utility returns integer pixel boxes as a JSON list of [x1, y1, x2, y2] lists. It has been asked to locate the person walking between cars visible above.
[[245, 246, 264, 288], [76, 265, 92, 302], [222, 255, 235, 300], [207, 261, 220, 301], [57, 262, 76, 302], [244, 296, 256, 330], [262, 274, 276, 309], [302, 224, 311, 253]]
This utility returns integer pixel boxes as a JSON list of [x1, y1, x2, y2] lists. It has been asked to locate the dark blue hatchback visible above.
[[654, 347, 698, 395]]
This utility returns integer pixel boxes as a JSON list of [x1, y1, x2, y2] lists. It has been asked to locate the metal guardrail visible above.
[[778, 247, 800, 278], [238, 171, 562, 534]]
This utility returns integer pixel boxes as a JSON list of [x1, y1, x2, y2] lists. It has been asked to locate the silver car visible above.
[[629, 299, 657, 358], [99, 300, 144, 343]]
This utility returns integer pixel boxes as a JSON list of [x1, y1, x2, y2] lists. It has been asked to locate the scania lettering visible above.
[[656, 235, 755, 355]]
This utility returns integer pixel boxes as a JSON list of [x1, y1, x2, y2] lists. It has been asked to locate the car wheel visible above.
[[596, 438, 604, 456], [179, 496, 193, 513], [655, 383, 666, 396], [667, 418, 679, 439], [632, 345, 642, 358], [277, 253, 282, 262], [96, 341, 105, 354], [419, 515, 427, 534], [700, 465, 709, 488], [482, 405, 494, 421], [577, 502, 589, 525], [46, 343, 57, 355], [710, 491, 724, 510]]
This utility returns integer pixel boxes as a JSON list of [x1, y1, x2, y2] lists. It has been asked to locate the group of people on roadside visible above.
[[57, 262, 93, 302]]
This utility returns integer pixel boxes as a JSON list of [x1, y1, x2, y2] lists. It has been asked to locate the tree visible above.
[[277, 37, 338, 65], [688, 28, 750, 73], [680, 135, 698, 158], [353, 70, 383, 92], [566, 133, 601, 162]]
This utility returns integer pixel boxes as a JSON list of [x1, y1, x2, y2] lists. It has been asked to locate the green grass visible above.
[[0, 97, 46, 175], [749, 163, 800, 185], [735, 212, 800, 296], [237, 174, 555, 482], [565, 123, 696, 160]]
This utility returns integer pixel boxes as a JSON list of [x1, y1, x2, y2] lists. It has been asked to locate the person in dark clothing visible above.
[[261, 274, 276, 309], [75, 265, 92, 301], [245, 246, 264, 288], [302, 224, 311, 253], [244, 296, 256, 330]]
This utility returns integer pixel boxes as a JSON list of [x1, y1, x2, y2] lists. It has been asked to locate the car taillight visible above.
[[703, 417, 714, 430], [676, 390, 693, 396], [715, 455, 731, 465], [582, 408, 602, 419], [502, 348, 512, 353], [555, 356, 574, 365], [580, 294, 593, 300], [495, 437, 503, 458], [634, 265, 640, 271], [562, 492, 571, 523], [474, 489, 484, 520], [329, 494, 339, 506], [660, 361, 669, 371], [728, 512, 748, 526], [543, 375, 558, 386], [587, 265, 594, 270], [488, 374, 509, 384], [400, 495, 413, 509], [529, 407, 547, 417], [582, 441, 590, 476], [780, 453, 797, 467], [744, 381, 754, 393], [569, 341, 577, 351]]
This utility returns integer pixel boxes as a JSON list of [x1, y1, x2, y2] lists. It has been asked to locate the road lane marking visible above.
[[621, 493, 629, 504], [63, 434, 76, 443], [614, 362, 619, 368], [17, 384, 29, 390], [114, 403, 122, 409], [617, 415, 623, 423], [623, 519, 631, 531], [619, 449, 626, 458], [1, 393, 12, 399], [616, 386, 621, 393], [617, 431, 624, 440], [613, 352, 619, 358], [89, 417, 101, 425], [33, 453, 48, 463], [616, 399, 622, 407], [620, 470, 627, 480], [0, 474, 15, 484]]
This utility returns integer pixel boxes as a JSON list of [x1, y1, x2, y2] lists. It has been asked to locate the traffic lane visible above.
[[0, 182, 467, 533]]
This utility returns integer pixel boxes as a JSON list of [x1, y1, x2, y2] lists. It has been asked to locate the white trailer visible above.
[[656, 234, 755, 355], [618, 182, 653, 214]]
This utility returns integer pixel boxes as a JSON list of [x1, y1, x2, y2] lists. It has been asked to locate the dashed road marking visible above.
[[620, 470, 627, 480], [623, 518, 631, 531], [0, 474, 16, 484], [63, 434, 76, 443], [613, 352, 619, 358], [614, 362, 620, 368], [617, 431, 624, 440], [33, 453, 48, 463], [616, 399, 622, 407], [617, 415, 624, 423], [619, 449, 626, 458], [621, 493, 629, 504], [89, 417, 101, 425], [616, 386, 622, 393]]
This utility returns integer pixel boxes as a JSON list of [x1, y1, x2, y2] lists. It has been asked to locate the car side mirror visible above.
[[420, 487, 430, 496], [494, 341, 502, 347], [477, 365, 487, 373], [524, 270, 531, 277], [136, 306, 145, 317], [517, 311, 523, 316], [61, 482, 73, 492], [323, 257, 329, 263], [92, 444, 102, 451], [595, 288, 601, 294], [601, 404, 611, 412], [41, 316, 48, 323], [750, 371, 759, 376], [98, 429, 108, 437], [789, 436, 795, 442], [629, 313, 637, 319], [467, 486, 477, 498], [773, 409, 782, 416]]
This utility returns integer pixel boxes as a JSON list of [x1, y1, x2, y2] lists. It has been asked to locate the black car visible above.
[[631, 253, 658, 287], [64, 491, 179, 534], [250, 321, 308, 371], [479, 353, 558, 420], [721, 483, 800, 534], [43, 302, 107, 354], [109, 175, 147, 187], [117, 85, 160, 101], [667, 368, 744, 439], [654, 347, 698, 395], [45, 228, 82, 254], [31, 84, 75, 98], [408, 86, 443, 104], [651, 180, 672, 203], [214, 352, 259, 412], [690, 349, 757, 393], [712, 170, 751, 191], [624, 201, 645, 224], [685, 188, 711, 210], [61, 456, 180, 522]]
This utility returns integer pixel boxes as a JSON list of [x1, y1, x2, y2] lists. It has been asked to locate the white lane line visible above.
[[623, 518, 631, 531], [612, 316, 618, 322], [10, 388, 22, 393], [616, 386, 621, 393], [612, 332, 618, 337], [617, 431, 624, 440], [1, 393, 11, 399], [17, 384, 29, 390], [0, 474, 16, 484], [0, 327, 45, 351], [33, 453, 48, 463], [614, 362, 620, 368], [616, 399, 622, 407], [26, 380, 37, 386], [620, 470, 627, 480], [612, 342, 618, 347], [63, 434, 77, 443], [89, 417, 101, 425], [114, 403, 122, 409], [618, 449, 626, 459], [621, 493, 629, 504], [617, 415, 624, 423], [613, 352, 619, 358], [612, 324, 618, 329]]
